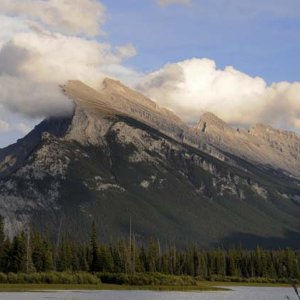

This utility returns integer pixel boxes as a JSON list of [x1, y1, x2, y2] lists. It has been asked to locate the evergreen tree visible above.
[[78, 245, 89, 272], [90, 221, 101, 272], [57, 238, 72, 271], [138, 244, 147, 273], [0, 215, 6, 270], [0, 238, 11, 273], [0, 218, 298, 282], [99, 244, 114, 272], [147, 238, 160, 273], [9, 233, 27, 273], [0, 215, 5, 246]]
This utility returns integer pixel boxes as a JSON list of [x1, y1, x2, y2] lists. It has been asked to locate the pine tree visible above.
[[0, 215, 5, 246], [56, 238, 72, 271], [90, 221, 101, 272], [0, 215, 6, 271], [0, 238, 10, 273], [138, 245, 147, 273], [32, 231, 53, 272], [147, 238, 160, 272], [78, 245, 89, 272], [9, 233, 27, 273], [70, 242, 80, 272], [99, 244, 114, 272], [111, 243, 123, 273]]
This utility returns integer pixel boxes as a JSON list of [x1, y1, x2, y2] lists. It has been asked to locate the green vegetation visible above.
[[0, 215, 300, 289], [0, 282, 225, 292], [0, 272, 98, 284]]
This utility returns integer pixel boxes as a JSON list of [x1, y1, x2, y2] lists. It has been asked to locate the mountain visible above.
[[194, 112, 300, 178], [0, 79, 300, 248]]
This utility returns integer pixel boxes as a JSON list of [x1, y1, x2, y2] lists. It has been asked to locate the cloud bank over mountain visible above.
[[0, 0, 299, 146], [0, 0, 138, 120], [0, 0, 106, 36], [138, 58, 300, 130]]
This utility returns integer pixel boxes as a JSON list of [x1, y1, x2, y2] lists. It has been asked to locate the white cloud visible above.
[[157, 0, 191, 7], [0, 15, 29, 48], [0, 0, 299, 143], [137, 58, 300, 130], [0, 30, 137, 86], [0, 0, 106, 37], [0, 76, 74, 118], [0, 120, 10, 132], [0, 1, 139, 120]]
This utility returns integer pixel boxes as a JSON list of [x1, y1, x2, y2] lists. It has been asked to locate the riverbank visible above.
[[0, 272, 294, 292], [208, 281, 291, 288], [0, 283, 227, 292], [0, 281, 293, 292]]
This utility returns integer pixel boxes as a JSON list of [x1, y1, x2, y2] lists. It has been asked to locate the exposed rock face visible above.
[[63, 80, 207, 152], [64, 80, 300, 178], [0, 118, 71, 180], [0, 79, 299, 248], [194, 113, 300, 178]]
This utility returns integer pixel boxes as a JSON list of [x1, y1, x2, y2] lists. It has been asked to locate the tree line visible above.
[[0, 217, 299, 281]]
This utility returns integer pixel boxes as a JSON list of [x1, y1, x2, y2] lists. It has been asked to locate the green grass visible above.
[[0, 280, 292, 293], [207, 281, 291, 288], [0, 283, 227, 292], [0, 272, 294, 292]]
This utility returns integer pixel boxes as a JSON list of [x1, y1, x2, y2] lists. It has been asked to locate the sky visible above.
[[0, 0, 300, 147]]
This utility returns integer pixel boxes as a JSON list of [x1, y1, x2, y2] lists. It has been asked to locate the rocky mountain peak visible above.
[[102, 78, 132, 95], [64, 78, 167, 116], [62, 78, 190, 145], [250, 123, 300, 140], [195, 112, 232, 133], [192, 113, 300, 177], [102, 77, 158, 110], [250, 123, 274, 135], [102, 77, 123, 88]]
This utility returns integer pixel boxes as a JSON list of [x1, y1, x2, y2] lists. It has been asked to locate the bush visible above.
[[76, 273, 99, 284], [98, 272, 198, 286], [0, 272, 100, 285], [202, 275, 297, 284], [0, 272, 7, 283], [7, 273, 18, 283]]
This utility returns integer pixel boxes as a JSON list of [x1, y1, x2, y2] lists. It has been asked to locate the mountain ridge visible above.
[[0, 78, 299, 248], [194, 111, 300, 178], [63, 79, 300, 178], [2, 78, 299, 179]]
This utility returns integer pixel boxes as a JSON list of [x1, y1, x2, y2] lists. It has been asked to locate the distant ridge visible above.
[[194, 112, 300, 178]]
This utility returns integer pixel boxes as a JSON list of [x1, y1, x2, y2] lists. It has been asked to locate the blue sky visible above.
[[0, 0, 300, 148], [102, 0, 300, 83]]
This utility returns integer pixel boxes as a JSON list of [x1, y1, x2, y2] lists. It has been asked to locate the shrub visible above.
[[98, 272, 198, 286], [0, 272, 7, 283], [0, 272, 100, 285], [7, 273, 18, 283]]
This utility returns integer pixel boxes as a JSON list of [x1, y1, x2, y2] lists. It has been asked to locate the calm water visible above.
[[0, 287, 295, 300]]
